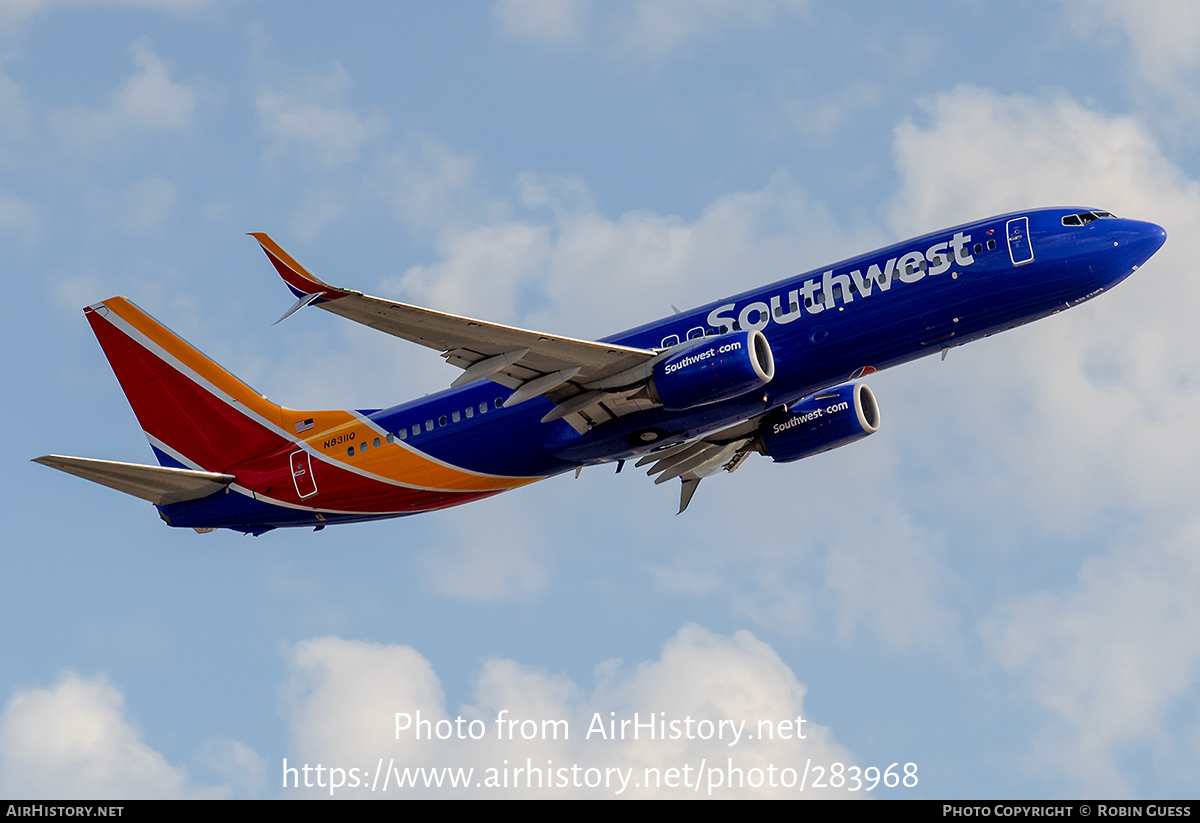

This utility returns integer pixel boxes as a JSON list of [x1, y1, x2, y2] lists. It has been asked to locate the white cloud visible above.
[[287, 185, 348, 242], [52, 270, 105, 316], [372, 136, 482, 232], [616, 0, 809, 60], [285, 637, 444, 775], [0, 0, 43, 31], [492, 0, 808, 60], [637, 450, 963, 652], [49, 41, 196, 151], [1064, 0, 1200, 97], [784, 82, 881, 140], [0, 672, 224, 798], [985, 521, 1200, 796], [387, 220, 552, 322], [194, 738, 267, 796], [417, 491, 553, 601], [388, 171, 862, 339], [891, 86, 1186, 234], [890, 86, 1200, 523], [585, 624, 853, 790], [0, 70, 34, 148], [256, 62, 388, 170], [0, 0, 215, 32], [886, 85, 1200, 793], [250, 63, 489, 242], [493, 0, 591, 47], [0, 187, 41, 241], [284, 625, 856, 798], [823, 505, 961, 651]]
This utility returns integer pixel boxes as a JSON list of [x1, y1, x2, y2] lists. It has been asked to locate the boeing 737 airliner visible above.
[[35, 208, 1166, 534]]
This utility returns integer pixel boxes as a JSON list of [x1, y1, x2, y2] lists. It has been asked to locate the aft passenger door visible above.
[[290, 450, 317, 499]]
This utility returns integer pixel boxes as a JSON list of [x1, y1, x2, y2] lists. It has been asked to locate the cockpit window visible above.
[[1062, 211, 1117, 226]]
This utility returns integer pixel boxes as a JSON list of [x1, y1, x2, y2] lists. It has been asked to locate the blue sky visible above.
[[3, 0, 1200, 798]]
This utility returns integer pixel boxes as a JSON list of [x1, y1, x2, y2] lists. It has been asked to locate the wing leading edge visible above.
[[249, 233, 661, 432]]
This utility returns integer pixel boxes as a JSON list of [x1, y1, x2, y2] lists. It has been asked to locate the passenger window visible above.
[[987, 239, 996, 250], [687, 328, 704, 340], [386, 433, 394, 444], [661, 335, 680, 348], [452, 411, 461, 423], [494, 398, 503, 409], [465, 406, 474, 419], [480, 403, 487, 414], [374, 437, 381, 448], [412, 425, 421, 436], [425, 420, 434, 432], [347, 446, 355, 456], [398, 429, 407, 440], [438, 415, 447, 427]]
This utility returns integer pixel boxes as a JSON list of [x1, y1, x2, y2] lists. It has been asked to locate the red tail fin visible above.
[[85, 297, 289, 472]]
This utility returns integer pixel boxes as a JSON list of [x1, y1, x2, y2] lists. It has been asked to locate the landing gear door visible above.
[[290, 450, 317, 499], [1006, 216, 1034, 266]]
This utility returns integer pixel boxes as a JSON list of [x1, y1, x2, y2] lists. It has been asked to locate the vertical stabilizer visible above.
[[85, 298, 286, 472]]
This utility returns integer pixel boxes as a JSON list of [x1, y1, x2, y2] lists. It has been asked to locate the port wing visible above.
[[251, 233, 663, 432]]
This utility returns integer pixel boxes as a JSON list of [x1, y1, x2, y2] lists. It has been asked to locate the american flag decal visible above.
[[295, 418, 314, 434]]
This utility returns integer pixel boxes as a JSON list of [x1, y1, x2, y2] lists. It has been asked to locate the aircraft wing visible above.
[[251, 233, 662, 432]]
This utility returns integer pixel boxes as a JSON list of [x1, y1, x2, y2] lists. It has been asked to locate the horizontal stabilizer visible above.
[[33, 455, 235, 506]]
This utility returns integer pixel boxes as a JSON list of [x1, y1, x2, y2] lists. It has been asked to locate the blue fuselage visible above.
[[359, 208, 1165, 478]]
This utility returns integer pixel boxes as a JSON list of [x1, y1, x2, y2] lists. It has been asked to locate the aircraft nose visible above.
[[1118, 219, 1167, 269]]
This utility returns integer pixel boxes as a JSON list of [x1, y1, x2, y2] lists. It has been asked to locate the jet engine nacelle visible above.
[[759, 383, 880, 463], [649, 330, 775, 411]]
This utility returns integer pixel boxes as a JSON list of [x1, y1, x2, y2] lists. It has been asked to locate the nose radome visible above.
[[1139, 219, 1166, 249], [1126, 220, 1167, 266]]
